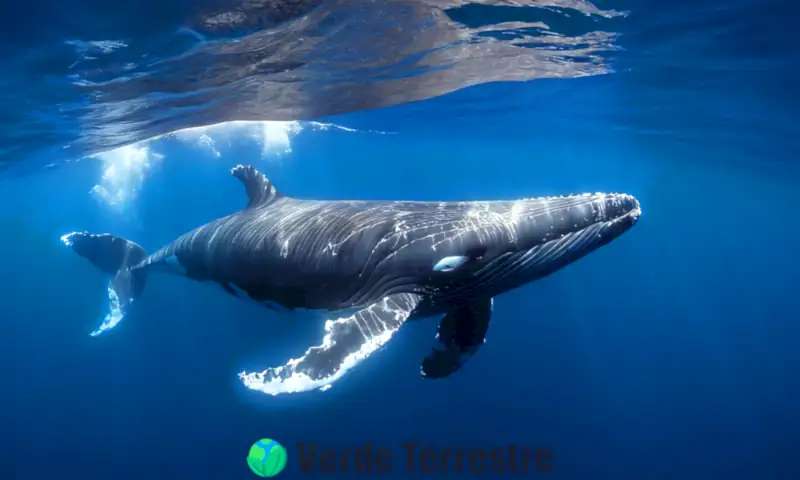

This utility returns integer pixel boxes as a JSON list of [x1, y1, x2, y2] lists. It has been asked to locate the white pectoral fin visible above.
[[238, 293, 422, 396]]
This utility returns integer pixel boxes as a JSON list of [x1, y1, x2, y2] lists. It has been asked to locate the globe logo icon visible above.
[[247, 438, 288, 477]]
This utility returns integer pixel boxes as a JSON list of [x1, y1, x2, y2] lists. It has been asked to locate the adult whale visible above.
[[62, 164, 642, 396]]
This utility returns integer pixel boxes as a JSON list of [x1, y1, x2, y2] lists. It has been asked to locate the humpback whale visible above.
[[62, 164, 641, 396]]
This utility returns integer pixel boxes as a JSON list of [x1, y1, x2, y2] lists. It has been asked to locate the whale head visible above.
[[381, 192, 642, 303]]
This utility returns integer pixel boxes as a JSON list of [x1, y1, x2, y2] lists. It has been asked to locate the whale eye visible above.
[[466, 245, 488, 261]]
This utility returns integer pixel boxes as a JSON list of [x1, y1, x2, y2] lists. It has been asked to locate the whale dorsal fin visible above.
[[230, 164, 282, 209]]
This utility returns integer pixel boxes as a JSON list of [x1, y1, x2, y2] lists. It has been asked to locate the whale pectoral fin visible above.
[[238, 293, 422, 395], [230, 164, 282, 208], [421, 298, 493, 379]]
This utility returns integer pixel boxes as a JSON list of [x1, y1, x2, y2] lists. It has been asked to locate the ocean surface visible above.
[[1, 0, 799, 478]]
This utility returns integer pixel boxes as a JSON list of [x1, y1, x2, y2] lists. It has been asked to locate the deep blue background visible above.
[[2, 90, 799, 478], [2, 0, 800, 478]]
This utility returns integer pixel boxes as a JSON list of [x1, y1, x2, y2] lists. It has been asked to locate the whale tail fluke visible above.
[[60, 232, 149, 336]]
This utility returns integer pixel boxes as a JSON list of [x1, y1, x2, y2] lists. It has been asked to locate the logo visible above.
[[247, 438, 288, 477]]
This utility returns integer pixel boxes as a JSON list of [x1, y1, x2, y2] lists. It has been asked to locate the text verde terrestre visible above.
[[296, 442, 553, 474]]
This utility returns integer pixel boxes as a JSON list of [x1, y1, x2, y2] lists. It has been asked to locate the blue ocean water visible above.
[[1, 0, 799, 478]]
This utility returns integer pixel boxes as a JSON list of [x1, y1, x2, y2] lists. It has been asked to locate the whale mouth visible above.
[[433, 193, 642, 302], [508, 192, 642, 252], [599, 193, 641, 223], [506, 192, 642, 276], [584, 192, 641, 237], [510, 191, 642, 259]]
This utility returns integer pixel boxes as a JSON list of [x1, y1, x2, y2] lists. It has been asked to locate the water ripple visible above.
[[1, 0, 624, 168]]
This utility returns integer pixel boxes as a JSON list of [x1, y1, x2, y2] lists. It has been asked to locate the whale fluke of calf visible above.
[[62, 164, 642, 396]]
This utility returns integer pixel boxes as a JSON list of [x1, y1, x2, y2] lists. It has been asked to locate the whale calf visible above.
[[62, 164, 641, 395]]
